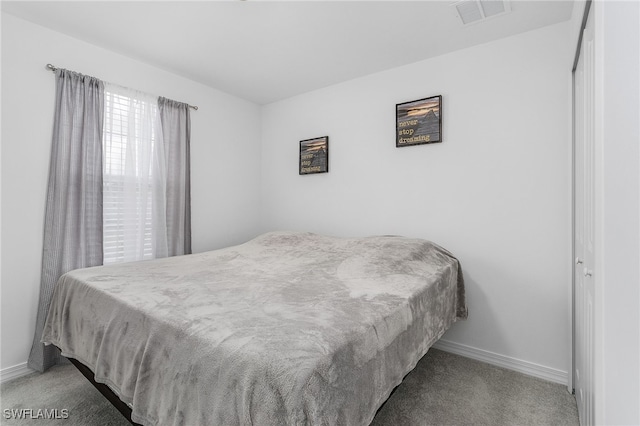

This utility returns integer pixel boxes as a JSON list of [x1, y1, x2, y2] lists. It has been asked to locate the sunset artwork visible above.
[[396, 95, 442, 147], [299, 136, 329, 175]]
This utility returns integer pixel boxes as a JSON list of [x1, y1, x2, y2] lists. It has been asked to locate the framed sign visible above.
[[299, 136, 329, 175], [396, 95, 442, 147]]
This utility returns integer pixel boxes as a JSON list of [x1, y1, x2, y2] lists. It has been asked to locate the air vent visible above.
[[452, 0, 511, 25]]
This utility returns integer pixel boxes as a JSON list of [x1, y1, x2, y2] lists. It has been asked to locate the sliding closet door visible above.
[[573, 7, 595, 426]]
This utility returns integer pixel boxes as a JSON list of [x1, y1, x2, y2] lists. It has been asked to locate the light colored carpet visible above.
[[1, 349, 578, 425]]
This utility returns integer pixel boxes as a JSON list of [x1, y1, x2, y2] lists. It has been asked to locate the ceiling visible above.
[[2, 1, 575, 105]]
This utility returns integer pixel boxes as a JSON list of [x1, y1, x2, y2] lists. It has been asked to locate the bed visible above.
[[41, 231, 467, 426]]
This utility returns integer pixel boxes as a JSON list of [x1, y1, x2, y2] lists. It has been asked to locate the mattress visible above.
[[42, 231, 467, 425]]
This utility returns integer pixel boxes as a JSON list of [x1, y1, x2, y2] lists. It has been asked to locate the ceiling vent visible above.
[[451, 0, 511, 26]]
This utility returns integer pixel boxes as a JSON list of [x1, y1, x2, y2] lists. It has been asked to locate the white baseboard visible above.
[[0, 362, 34, 384], [432, 339, 569, 385]]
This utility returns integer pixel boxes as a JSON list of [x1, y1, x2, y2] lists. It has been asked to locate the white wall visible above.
[[595, 1, 640, 424], [260, 23, 572, 376], [0, 13, 262, 370]]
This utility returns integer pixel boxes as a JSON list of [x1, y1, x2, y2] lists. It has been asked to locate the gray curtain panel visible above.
[[28, 69, 104, 372], [158, 97, 192, 256]]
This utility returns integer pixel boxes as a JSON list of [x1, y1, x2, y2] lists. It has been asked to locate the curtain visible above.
[[102, 85, 168, 263], [158, 97, 192, 256], [28, 69, 104, 372], [29, 73, 191, 373]]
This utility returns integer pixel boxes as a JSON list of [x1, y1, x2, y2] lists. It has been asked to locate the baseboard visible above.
[[432, 339, 569, 385], [0, 362, 34, 384]]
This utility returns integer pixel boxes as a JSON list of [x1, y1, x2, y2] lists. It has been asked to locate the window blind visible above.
[[102, 86, 166, 264]]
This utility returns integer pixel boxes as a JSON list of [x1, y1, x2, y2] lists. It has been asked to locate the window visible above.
[[102, 85, 167, 264]]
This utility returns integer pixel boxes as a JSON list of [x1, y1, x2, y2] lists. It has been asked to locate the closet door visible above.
[[573, 8, 595, 426]]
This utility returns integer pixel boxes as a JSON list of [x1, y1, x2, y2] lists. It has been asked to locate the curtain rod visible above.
[[46, 64, 198, 111]]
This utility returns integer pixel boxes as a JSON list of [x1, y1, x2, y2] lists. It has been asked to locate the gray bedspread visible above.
[[42, 231, 467, 426]]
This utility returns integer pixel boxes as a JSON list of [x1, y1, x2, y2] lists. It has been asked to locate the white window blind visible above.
[[102, 85, 168, 264]]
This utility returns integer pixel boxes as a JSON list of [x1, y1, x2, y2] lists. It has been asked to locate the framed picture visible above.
[[299, 136, 329, 175], [396, 95, 442, 147]]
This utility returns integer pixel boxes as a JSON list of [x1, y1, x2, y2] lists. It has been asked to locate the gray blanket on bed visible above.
[[42, 231, 467, 426]]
